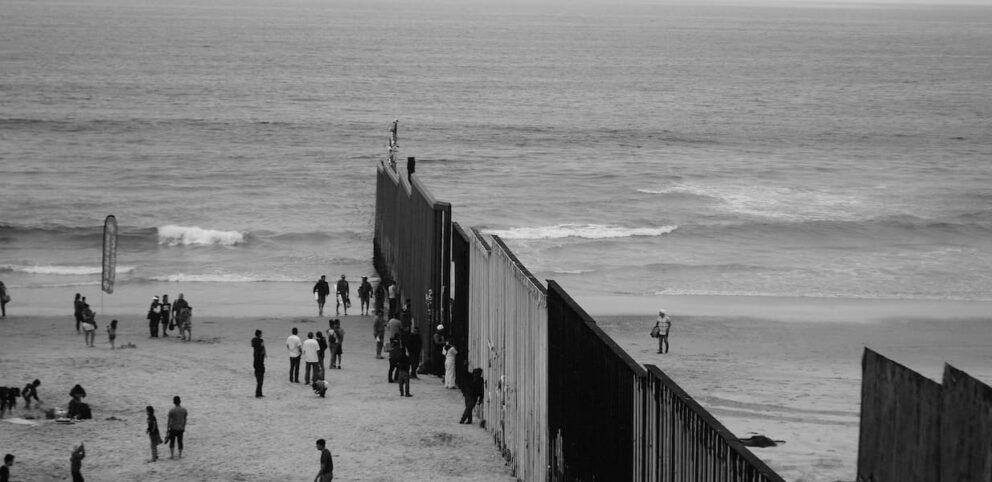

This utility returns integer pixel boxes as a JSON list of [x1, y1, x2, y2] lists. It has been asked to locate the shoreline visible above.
[[6, 280, 990, 323]]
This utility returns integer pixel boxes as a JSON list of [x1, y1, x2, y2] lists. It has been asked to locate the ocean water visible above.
[[2, 0, 991, 309]]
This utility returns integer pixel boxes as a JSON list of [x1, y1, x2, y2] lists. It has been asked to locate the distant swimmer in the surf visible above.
[[651, 310, 672, 354]]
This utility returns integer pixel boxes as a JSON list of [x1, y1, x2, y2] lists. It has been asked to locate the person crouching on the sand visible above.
[[22, 379, 41, 410], [312, 374, 328, 398]]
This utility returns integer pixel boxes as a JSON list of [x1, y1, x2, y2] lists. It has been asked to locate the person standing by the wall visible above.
[[252, 330, 266, 398], [404, 326, 422, 379], [372, 311, 385, 359], [387, 281, 398, 318], [357, 276, 372, 316], [287, 328, 302, 383], [443, 341, 458, 389], [166, 396, 187, 459], [313, 275, 330, 317], [460, 368, 484, 424], [373, 281, 386, 315]]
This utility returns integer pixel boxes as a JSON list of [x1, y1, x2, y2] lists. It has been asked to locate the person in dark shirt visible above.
[[147, 296, 160, 338], [313, 275, 330, 317], [315, 438, 333, 482], [74, 293, 83, 333], [460, 368, 485, 424], [159, 294, 172, 337], [1, 453, 14, 482], [403, 326, 423, 379], [396, 349, 412, 397], [335, 275, 350, 316], [22, 379, 40, 409], [251, 330, 266, 398], [357, 276, 372, 316], [70, 443, 85, 482]]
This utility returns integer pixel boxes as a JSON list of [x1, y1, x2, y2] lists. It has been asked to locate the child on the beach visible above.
[[106, 320, 118, 349], [22, 379, 41, 409], [146, 406, 163, 462]]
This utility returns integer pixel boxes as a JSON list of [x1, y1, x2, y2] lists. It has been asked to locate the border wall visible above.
[[373, 164, 451, 372], [468, 230, 548, 482], [857, 349, 992, 482], [374, 161, 787, 481]]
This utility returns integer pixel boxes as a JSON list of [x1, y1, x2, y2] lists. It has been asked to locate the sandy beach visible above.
[[0, 313, 515, 482], [595, 307, 992, 482]]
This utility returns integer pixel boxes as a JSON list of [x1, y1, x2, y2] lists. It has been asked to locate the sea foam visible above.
[[487, 224, 678, 240], [0, 264, 136, 276], [158, 225, 245, 247]]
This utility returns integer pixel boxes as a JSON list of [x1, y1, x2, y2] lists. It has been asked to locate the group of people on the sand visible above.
[[313, 274, 374, 317], [146, 293, 192, 341]]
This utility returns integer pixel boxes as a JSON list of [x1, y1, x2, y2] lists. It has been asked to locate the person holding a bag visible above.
[[650, 310, 673, 354]]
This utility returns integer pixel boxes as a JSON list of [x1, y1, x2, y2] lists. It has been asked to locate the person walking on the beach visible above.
[[146, 405, 163, 462], [287, 328, 302, 383], [106, 319, 118, 350], [313, 275, 330, 317], [335, 275, 350, 316], [372, 310, 385, 359], [1, 453, 13, 482], [460, 368, 484, 424], [314, 438, 333, 482], [357, 276, 372, 316], [166, 396, 187, 459], [404, 325, 422, 379], [159, 294, 172, 337], [302, 331, 320, 384], [0, 280, 8, 318], [147, 296, 160, 337], [69, 443, 85, 482], [331, 320, 345, 369], [74, 293, 84, 333], [443, 341, 458, 389], [252, 329, 266, 398], [652, 310, 673, 354]]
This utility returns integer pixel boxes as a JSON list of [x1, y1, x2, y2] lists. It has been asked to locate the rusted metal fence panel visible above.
[[468, 229, 548, 482], [373, 164, 451, 374], [644, 365, 787, 482], [940, 364, 992, 482], [857, 349, 942, 482], [547, 280, 647, 482]]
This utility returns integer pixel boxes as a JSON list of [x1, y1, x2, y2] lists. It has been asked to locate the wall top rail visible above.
[[548, 280, 646, 377], [646, 364, 788, 482], [470, 227, 493, 252], [377, 162, 450, 209], [491, 234, 547, 296]]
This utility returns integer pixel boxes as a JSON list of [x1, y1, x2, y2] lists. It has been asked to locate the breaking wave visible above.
[[158, 225, 245, 247]]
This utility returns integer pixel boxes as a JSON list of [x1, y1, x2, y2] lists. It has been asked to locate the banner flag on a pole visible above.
[[102, 215, 118, 294]]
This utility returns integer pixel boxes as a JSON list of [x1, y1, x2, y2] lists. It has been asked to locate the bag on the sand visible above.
[[650, 326, 660, 338]]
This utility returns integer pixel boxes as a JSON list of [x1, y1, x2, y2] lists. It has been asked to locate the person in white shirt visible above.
[[286, 328, 302, 383], [302, 331, 321, 384]]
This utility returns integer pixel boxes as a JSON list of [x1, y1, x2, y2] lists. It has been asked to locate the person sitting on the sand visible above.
[[21, 379, 41, 409], [67, 385, 91, 420]]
